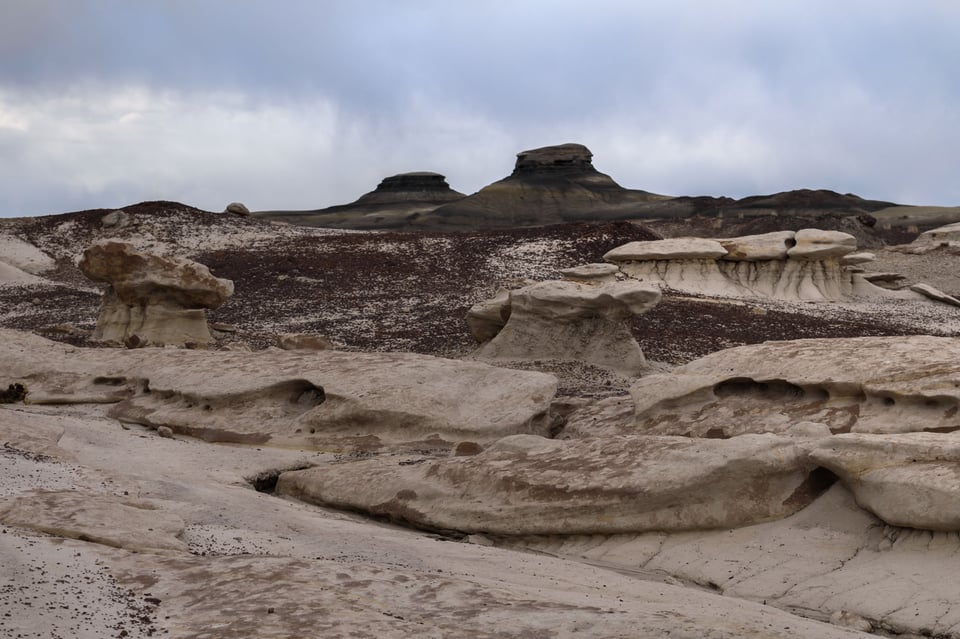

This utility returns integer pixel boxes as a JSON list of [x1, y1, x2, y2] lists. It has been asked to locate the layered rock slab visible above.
[[810, 432, 960, 531], [79, 240, 233, 346], [1, 329, 557, 450], [627, 335, 960, 438], [469, 280, 661, 376], [277, 433, 822, 535], [604, 229, 903, 301]]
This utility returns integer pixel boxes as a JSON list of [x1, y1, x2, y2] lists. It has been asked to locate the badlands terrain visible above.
[[4, 145, 960, 638]]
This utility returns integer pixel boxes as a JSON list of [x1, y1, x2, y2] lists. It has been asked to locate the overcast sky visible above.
[[1, 0, 959, 217]]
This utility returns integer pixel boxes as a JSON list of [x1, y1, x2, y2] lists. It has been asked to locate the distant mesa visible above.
[[414, 143, 669, 230], [254, 171, 466, 230], [253, 142, 930, 236]]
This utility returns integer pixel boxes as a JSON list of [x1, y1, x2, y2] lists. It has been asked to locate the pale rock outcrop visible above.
[[626, 335, 960, 438], [78, 240, 233, 346], [840, 251, 875, 266], [810, 433, 960, 531], [603, 238, 728, 261], [465, 288, 511, 343], [100, 209, 130, 228], [717, 231, 796, 261], [275, 333, 334, 350], [558, 262, 619, 284], [471, 279, 661, 375], [786, 228, 858, 260], [603, 229, 895, 301], [0, 233, 55, 274], [0, 489, 188, 553], [277, 433, 822, 535], [1, 329, 557, 450], [909, 282, 960, 307], [897, 221, 960, 253]]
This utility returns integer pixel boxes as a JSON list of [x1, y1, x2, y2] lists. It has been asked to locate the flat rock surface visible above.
[[0, 403, 870, 639], [277, 433, 821, 535]]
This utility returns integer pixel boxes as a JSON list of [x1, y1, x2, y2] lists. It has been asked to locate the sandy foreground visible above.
[[0, 400, 875, 639]]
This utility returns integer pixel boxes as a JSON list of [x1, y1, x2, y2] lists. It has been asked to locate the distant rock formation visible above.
[[414, 143, 668, 230], [254, 172, 466, 229], [79, 240, 233, 347], [468, 278, 661, 375], [603, 229, 902, 301]]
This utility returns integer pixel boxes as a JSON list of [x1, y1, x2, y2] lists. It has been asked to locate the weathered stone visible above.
[[558, 263, 619, 283], [810, 433, 960, 531], [717, 231, 797, 261], [786, 229, 857, 260], [473, 280, 661, 376], [628, 336, 960, 438], [909, 282, 960, 307], [1, 329, 558, 450], [465, 289, 511, 343], [604, 238, 728, 262], [276, 433, 822, 535], [839, 252, 875, 266], [79, 240, 233, 347], [276, 333, 334, 351], [100, 209, 130, 228], [0, 490, 187, 553], [225, 202, 251, 216]]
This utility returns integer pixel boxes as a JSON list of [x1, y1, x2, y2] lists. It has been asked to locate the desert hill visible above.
[[253, 142, 960, 238]]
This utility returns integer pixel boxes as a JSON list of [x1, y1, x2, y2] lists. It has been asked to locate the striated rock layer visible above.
[[277, 433, 823, 535]]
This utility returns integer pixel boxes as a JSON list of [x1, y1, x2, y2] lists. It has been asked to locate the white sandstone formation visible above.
[[603, 229, 899, 301], [810, 433, 960, 531], [910, 282, 960, 306], [558, 262, 619, 283], [277, 433, 821, 535], [626, 335, 960, 438], [469, 279, 661, 376], [78, 240, 234, 347], [0, 233, 55, 275], [2, 328, 557, 449], [897, 221, 960, 253]]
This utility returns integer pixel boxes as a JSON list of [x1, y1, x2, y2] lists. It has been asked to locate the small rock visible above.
[[225, 202, 251, 216], [156, 426, 174, 439], [276, 333, 334, 351], [101, 210, 130, 228]]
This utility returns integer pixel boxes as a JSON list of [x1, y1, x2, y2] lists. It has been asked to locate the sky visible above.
[[1, 0, 959, 217]]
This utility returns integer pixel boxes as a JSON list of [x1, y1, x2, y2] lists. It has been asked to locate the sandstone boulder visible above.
[[224, 202, 251, 216], [0, 490, 188, 553], [839, 251, 875, 266], [465, 288, 511, 343], [717, 231, 796, 261], [786, 229, 858, 260], [275, 333, 334, 351], [909, 282, 960, 307], [558, 262, 619, 284], [810, 433, 960, 531], [79, 240, 233, 346], [627, 336, 960, 438], [603, 238, 728, 261], [472, 280, 661, 375], [277, 433, 822, 535]]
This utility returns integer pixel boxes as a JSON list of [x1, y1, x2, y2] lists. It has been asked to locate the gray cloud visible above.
[[1, 0, 959, 216]]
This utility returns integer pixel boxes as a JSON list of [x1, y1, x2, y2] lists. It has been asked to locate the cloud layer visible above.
[[1, 0, 959, 216]]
